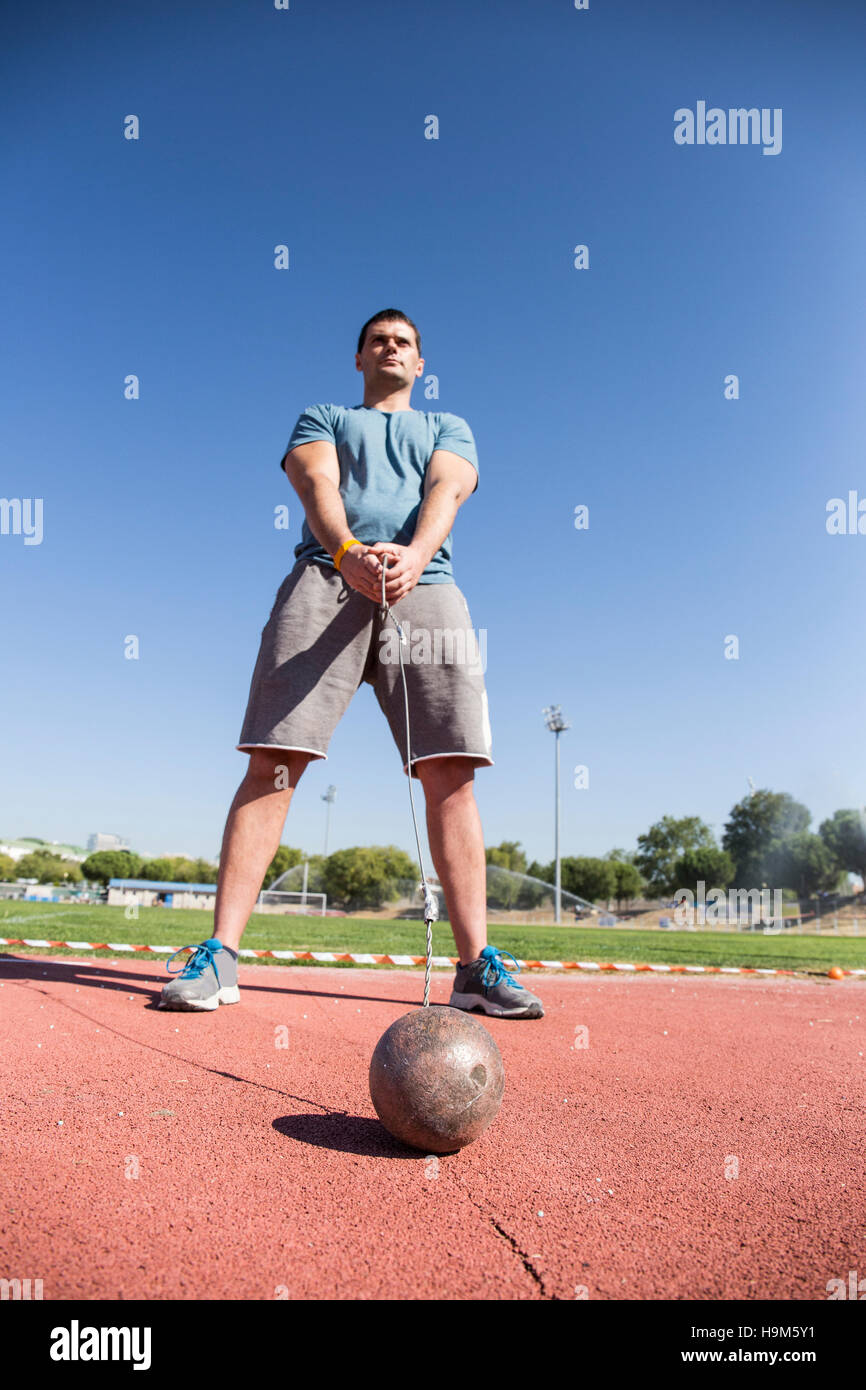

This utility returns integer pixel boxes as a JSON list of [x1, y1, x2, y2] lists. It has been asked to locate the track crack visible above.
[[489, 1217, 554, 1298], [459, 1182, 556, 1298]]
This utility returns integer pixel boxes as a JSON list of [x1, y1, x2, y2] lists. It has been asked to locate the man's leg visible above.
[[415, 755, 544, 1020], [158, 748, 312, 1010], [213, 748, 314, 951], [414, 756, 487, 966]]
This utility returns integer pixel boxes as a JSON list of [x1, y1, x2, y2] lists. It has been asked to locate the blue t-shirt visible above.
[[281, 403, 478, 584]]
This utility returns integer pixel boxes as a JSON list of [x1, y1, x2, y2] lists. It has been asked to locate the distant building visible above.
[[107, 878, 216, 910], [88, 832, 131, 853]]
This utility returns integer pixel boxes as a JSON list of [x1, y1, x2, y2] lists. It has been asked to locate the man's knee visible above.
[[245, 748, 313, 791], [415, 755, 476, 798]]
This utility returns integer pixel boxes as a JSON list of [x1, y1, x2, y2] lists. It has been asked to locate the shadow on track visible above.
[[273, 1113, 433, 1159], [0, 953, 422, 1008]]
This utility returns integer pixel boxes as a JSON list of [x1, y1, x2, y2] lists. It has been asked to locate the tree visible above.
[[322, 846, 418, 911], [635, 816, 717, 898], [168, 858, 200, 884], [526, 860, 553, 884], [262, 852, 327, 895], [17, 850, 83, 885], [560, 857, 617, 904], [522, 856, 626, 906], [191, 858, 219, 883], [486, 865, 523, 909], [513, 876, 554, 910], [80, 850, 143, 885], [819, 809, 866, 888], [138, 858, 179, 882], [495, 859, 556, 909], [485, 842, 530, 908], [15, 852, 43, 879], [609, 860, 644, 907], [722, 790, 810, 886], [263, 845, 305, 889], [606, 847, 638, 864], [671, 847, 735, 896], [0, 853, 17, 881], [381, 845, 417, 875], [55, 860, 84, 885], [601, 850, 645, 907], [766, 833, 841, 899], [485, 841, 528, 875]]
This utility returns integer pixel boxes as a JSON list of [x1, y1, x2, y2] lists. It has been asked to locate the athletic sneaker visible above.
[[449, 945, 544, 1019], [158, 937, 240, 1012]]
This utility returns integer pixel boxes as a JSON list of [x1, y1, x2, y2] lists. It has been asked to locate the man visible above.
[[159, 309, 543, 1020]]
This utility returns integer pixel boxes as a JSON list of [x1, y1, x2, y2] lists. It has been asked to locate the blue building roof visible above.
[[108, 878, 217, 892]]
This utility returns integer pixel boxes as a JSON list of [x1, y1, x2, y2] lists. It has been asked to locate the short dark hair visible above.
[[357, 309, 421, 356]]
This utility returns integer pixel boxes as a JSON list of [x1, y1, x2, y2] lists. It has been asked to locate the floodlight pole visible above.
[[322, 785, 336, 858], [543, 705, 571, 924], [555, 733, 561, 923]]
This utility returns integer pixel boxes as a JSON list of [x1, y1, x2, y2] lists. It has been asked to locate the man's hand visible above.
[[364, 542, 427, 603], [339, 543, 389, 603]]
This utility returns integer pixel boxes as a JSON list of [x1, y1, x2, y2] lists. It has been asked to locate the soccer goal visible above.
[[255, 889, 328, 917]]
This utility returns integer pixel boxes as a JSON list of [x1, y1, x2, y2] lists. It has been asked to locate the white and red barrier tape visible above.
[[0, 938, 863, 977]]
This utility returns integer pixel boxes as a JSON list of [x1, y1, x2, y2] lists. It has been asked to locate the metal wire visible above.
[[379, 554, 438, 1006]]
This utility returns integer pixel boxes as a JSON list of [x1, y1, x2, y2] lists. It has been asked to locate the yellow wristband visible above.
[[333, 537, 360, 572]]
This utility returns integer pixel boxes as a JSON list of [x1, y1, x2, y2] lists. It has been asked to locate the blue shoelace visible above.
[[480, 947, 525, 992], [166, 941, 219, 980]]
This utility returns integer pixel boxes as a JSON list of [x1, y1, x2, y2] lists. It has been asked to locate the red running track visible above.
[[0, 953, 863, 1301]]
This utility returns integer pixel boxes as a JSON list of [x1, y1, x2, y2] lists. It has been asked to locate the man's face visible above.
[[356, 321, 423, 388]]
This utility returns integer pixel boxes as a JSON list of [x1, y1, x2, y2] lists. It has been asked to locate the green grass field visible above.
[[1, 899, 864, 974]]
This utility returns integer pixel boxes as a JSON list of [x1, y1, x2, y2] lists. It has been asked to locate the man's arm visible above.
[[367, 447, 478, 603], [410, 448, 477, 567], [282, 440, 384, 601]]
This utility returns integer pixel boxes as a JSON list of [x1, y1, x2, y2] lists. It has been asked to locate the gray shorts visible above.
[[237, 560, 493, 779]]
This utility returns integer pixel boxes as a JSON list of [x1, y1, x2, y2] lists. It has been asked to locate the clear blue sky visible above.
[[3, 0, 864, 871]]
